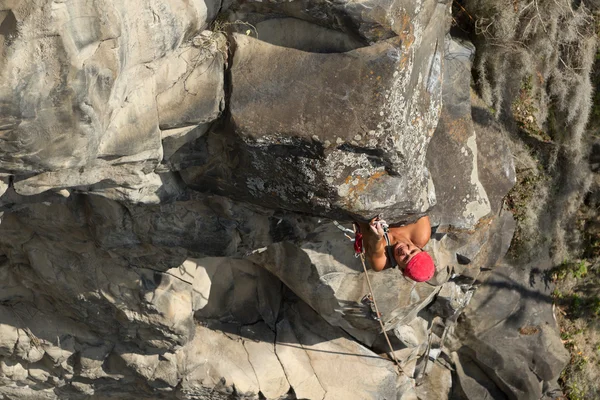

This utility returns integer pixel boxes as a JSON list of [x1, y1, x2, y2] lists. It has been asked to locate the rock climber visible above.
[[356, 216, 435, 282]]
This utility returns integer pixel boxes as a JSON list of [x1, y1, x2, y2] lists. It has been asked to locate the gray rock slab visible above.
[[156, 34, 225, 130], [454, 261, 569, 400], [451, 350, 508, 400], [429, 281, 468, 319], [427, 37, 492, 230], [1, 1, 224, 206], [415, 362, 452, 400], [0, 307, 19, 357], [0, 192, 311, 349], [393, 317, 429, 348], [13, 165, 184, 204], [177, 324, 260, 398], [79, 344, 113, 380], [0, 177, 8, 198], [276, 301, 399, 400], [241, 323, 290, 399], [471, 93, 517, 215], [426, 207, 515, 279], [276, 317, 326, 400]]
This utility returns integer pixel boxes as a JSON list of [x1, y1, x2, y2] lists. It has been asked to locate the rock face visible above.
[[2, 0, 449, 222], [180, 1, 449, 221], [1, 1, 224, 205], [451, 261, 570, 400], [0, 0, 569, 399], [427, 38, 491, 230]]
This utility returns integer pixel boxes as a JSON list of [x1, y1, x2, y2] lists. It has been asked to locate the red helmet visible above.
[[405, 252, 435, 282]]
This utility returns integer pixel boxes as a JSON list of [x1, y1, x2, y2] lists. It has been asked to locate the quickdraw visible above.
[[354, 230, 364, 255], [332, 220, 363, 257]]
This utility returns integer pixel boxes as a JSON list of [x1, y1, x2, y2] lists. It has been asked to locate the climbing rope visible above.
[[357, 251, 403, 375], [333, 220, 403, 374]]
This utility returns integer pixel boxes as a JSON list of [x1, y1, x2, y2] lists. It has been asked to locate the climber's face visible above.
[[393, 239, 422, 268]]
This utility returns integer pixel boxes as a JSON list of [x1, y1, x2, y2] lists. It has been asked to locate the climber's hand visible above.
[[369, 216, 386, 239]]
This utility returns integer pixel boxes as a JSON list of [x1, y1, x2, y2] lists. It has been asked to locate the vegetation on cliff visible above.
[[453, 0, 600, 397]]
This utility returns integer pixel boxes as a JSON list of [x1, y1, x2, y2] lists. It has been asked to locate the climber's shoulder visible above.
[[389, 216, 431, 248]]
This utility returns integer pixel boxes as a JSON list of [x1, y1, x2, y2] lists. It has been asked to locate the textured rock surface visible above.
[[249, 222, 443, 345], [180, 1, 448, 221], [0, 0, 569, 399], [230, 0, 444, 44], [1, 0, 224, 203], [422, 35, 517, 287], [452, 262, 570, 400], [427, 38, 492, 229], [276, 301, 400, 400]]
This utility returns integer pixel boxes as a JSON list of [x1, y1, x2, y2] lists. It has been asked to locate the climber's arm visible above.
[[359, 218, 388, 272], [411, 216, 432, 249]]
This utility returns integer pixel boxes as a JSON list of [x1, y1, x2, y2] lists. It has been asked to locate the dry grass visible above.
[[453, 1, 600, 397], [551, 260, 600, 399]]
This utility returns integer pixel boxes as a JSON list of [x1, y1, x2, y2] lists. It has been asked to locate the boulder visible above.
[[181, 1, 448, 222], [453, 262, 570, 400], [1, 0, 223, 202]]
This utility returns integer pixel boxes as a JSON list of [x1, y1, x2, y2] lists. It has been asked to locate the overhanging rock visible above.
[[180, 2, 448, 222]]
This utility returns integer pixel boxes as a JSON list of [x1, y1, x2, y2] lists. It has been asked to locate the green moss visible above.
[[511, 75, 552, 142], [505, 161, 549, 257], [573, 261, 588, 279]]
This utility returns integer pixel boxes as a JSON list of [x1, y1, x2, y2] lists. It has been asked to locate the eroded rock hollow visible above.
[[0, 0, 568, 399]]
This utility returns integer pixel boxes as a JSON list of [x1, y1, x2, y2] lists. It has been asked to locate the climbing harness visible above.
[[334, 220, 403, 374]]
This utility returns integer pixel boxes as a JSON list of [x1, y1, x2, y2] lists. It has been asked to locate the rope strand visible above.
[[358, 252, 403, 375], [335, 220, 403, 375]]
